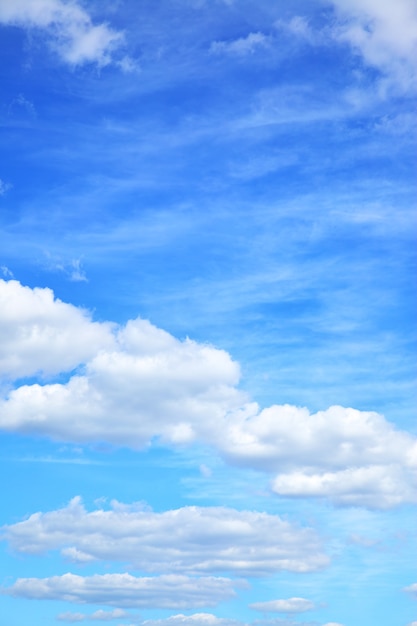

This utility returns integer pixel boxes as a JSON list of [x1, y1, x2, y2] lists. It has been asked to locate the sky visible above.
[[0, 1, 416, 625]]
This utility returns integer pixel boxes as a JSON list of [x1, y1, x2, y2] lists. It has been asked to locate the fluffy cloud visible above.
[[4, 573, 238, 609], [328, 0, 417, 90], [0, 313, 245, 448], [218, 404, 417, 508], [0, 0, 124, 67], [1, 280, 416, 509], [0, 279, 114, 378], [250, 598, 315, 613], [2, 497, 328, 575]]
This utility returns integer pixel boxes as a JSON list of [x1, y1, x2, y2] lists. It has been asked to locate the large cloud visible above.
[[0, 0, 124, 67], [1, 497, 328, 575], [1, 280, 416, 509], [3, 573, 238, 609], [328, 0, 417, 90], [0, 279, 114, 378]]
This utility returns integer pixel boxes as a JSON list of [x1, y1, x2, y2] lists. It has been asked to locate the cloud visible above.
[[0, 279, 114, 378], [141, 615, 244, 626], [3, 573, 238, 609], [57, 609, 128, 622], [210, 32, 270, 56], [0, 178, 11, 195], [404, 583, 417, 597], [0, 0, 125, 67], [1, 280, 416, 509], [328, 0, 417, 91], [218, 404, 417, 508], [250, 598, 315, 613], [2, 497, 329, 575]]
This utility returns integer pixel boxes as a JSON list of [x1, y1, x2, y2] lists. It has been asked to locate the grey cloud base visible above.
[[1, 279, 416, 509]]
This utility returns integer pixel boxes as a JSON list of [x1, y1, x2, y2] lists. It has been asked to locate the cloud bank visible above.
[[1, 280, 416, 509], [2, 497, 328, 575], [4, 573, 238, 609]]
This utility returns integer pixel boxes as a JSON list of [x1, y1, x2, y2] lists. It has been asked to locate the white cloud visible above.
[[250, 598, 315, 613], [404, 583, 417, 597], [4, 573, 238, 609], [0, 279, 114, 378], [57, 609, 128, 622], [1, 280, 416, 509], [2, 497, 328, 575], [218, 404, 417, 508], [0, 0, 124, 67], [141, 615, 244, 626], [328, 0, 417, 91], [210, 32, 269, 56]]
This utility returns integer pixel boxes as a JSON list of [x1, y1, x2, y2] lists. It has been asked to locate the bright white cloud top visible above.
[[0, 1, 415, 625], [1, 280, 415, 509]]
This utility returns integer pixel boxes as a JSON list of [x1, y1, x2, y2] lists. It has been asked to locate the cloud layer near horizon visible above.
[[1, 279, 416, 509]]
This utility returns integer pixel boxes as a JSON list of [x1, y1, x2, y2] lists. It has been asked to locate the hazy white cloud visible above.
[[0, 0, 124, 67], [210, 32, 269, 56], [57, 609, 128, 622], [2, 497, 328, 575], [404, 583, 417, 597], [141, 615, 244, 626], [0, 279, 114, 378], [0, 178, 11, 195], [250, 598, 315, 613], [4, 573, 238, 609], [328, 0, 417, 91], [1, 280, 416, 509]]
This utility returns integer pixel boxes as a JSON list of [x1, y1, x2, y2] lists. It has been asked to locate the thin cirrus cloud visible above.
[[1, 496, 329, 575], [3, 572, 240, 609], [0, 279, 416, 509], [0, 0, 127, 67]]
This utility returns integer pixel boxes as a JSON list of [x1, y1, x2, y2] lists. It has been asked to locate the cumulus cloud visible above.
[[218, 404, 417, 508], [0, 0, 125, 67], [2, 497, 328, 575], [3, 573, 238, 609], [1, 280, 416, 509], [250, 598, 315, 613], [0, 279, 114, 378], [328, 0, 417, 91]]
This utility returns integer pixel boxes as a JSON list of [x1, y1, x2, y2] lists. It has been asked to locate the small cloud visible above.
[[199, 464, 212, 477], [250, 597, 315, 613], [0, 179, 12, 196], [69, 259, 88, 282], [1, 265, 13, 278], [210, 32, 270, 56], [57, 613, 86, 623]]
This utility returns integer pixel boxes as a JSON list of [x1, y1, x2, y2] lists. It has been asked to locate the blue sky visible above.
[[0, 1, 416, 625]]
